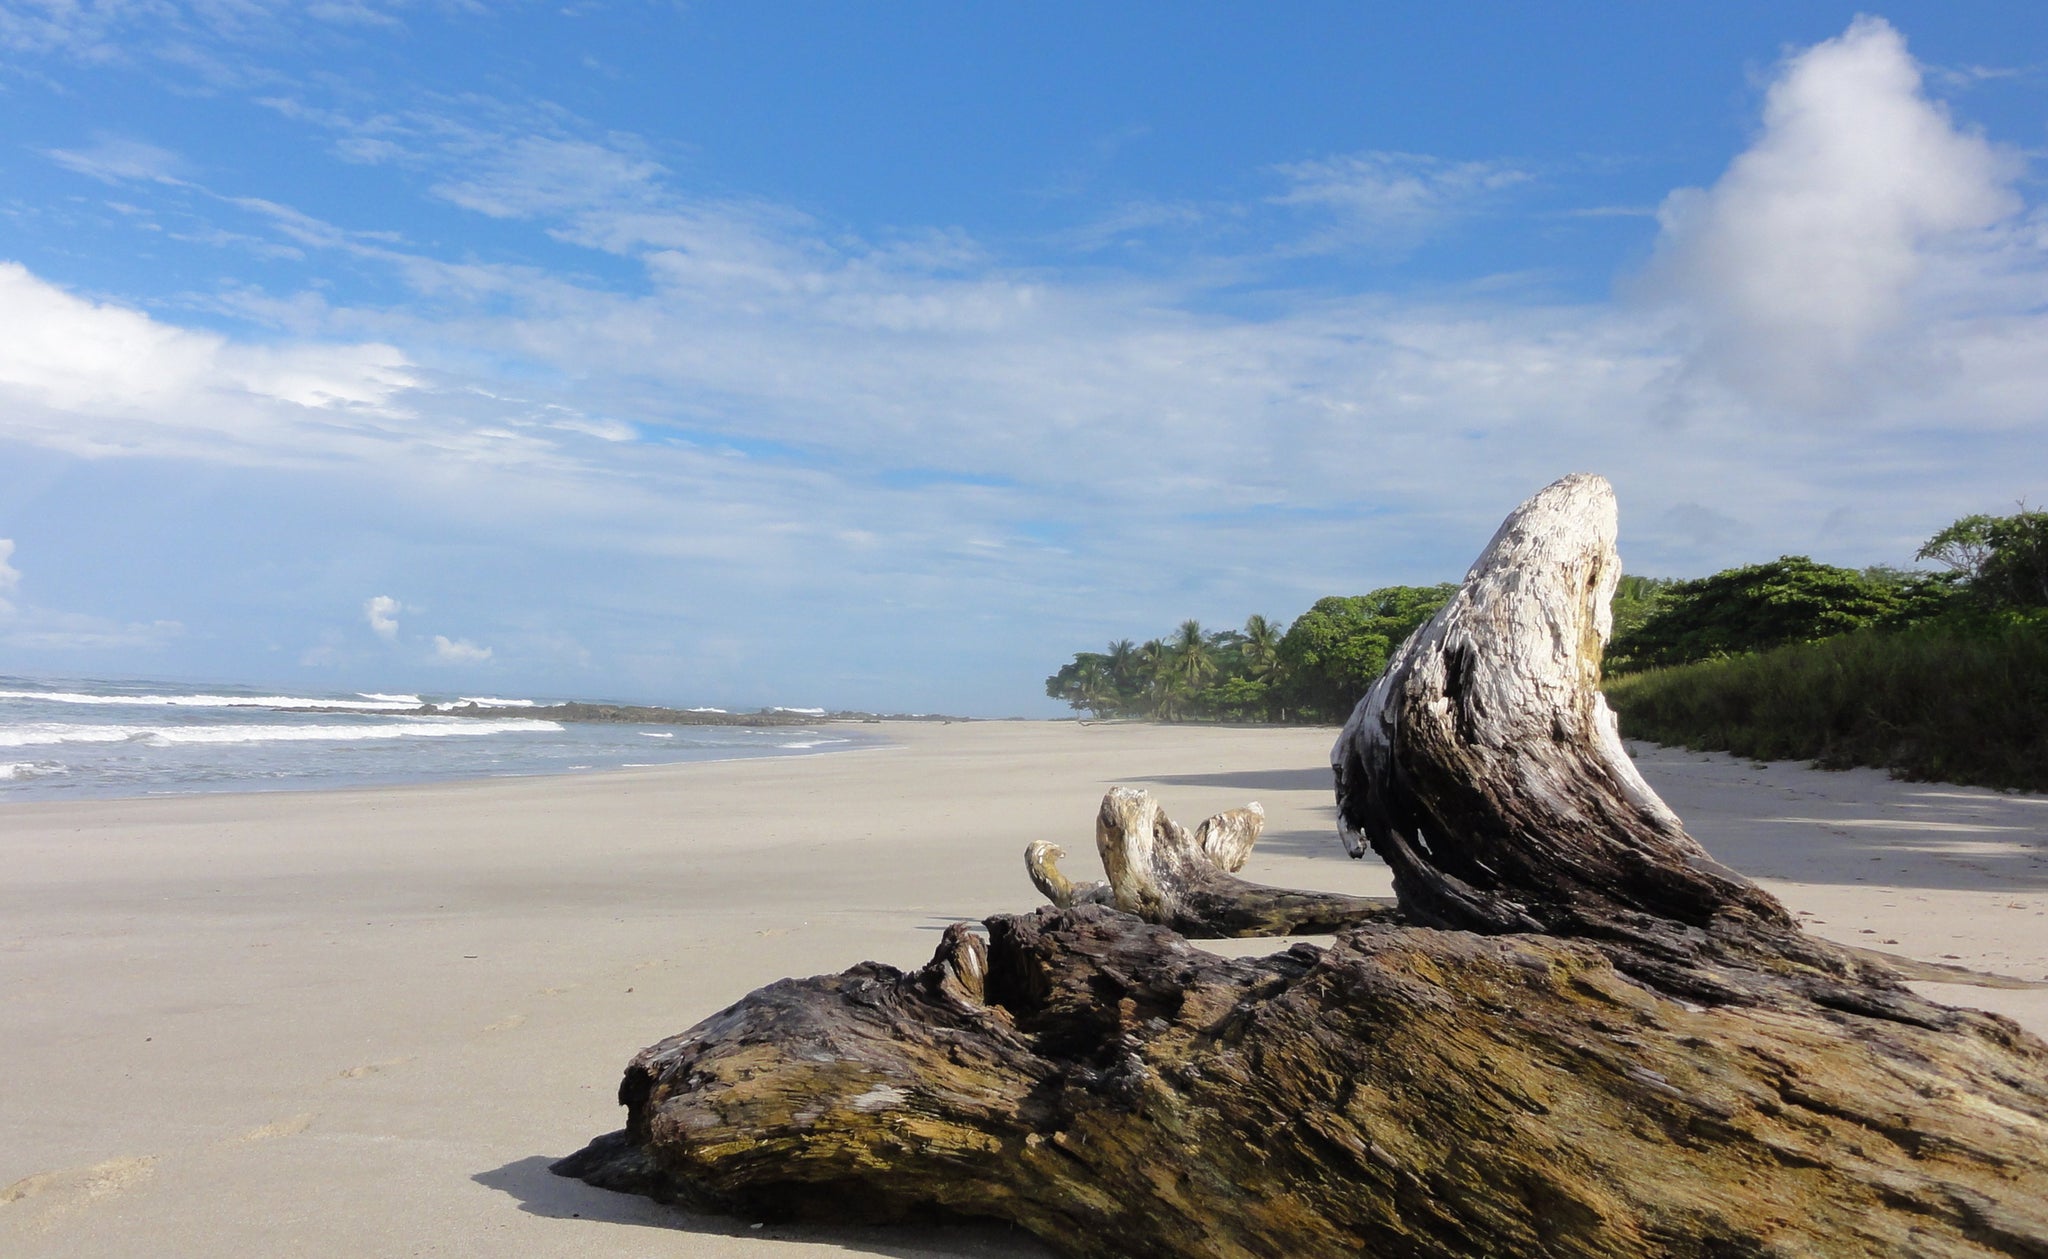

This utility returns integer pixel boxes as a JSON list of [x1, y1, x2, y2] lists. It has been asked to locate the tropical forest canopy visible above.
[[1048, 507, 2048, 725]]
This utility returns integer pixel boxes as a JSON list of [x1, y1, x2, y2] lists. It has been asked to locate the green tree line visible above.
[[1045, 585, 1458, 724], [1049, 506, 2047, 749]]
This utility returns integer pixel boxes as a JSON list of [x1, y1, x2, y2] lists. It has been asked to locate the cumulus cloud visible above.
[[433, 635, 492, 664], [364, 594, 401, 640], [1649, 16, 2020, 411], [0, 262, 419, 462]]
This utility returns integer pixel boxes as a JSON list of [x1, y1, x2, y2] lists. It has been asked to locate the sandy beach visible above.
[[2, 721, 2044, 1257]]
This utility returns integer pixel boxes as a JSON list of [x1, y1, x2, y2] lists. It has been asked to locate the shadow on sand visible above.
[[1131, 767, 1332, 794], [474, 1154, 1057, 1257]]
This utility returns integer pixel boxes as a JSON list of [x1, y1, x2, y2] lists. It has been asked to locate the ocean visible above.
[[0, 676, 875, 801]]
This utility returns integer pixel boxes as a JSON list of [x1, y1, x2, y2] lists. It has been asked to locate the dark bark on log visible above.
[[561, 906, 2048, 1257], [560, 473, 2048, 1256]]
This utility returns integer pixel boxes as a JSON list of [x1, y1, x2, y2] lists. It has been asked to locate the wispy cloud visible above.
[[46, 135, 188, 185], [0, 538, 18, 614], [1271, 150, 1533, 254]]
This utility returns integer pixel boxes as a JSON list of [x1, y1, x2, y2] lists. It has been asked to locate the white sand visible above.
[[1, 722, 2042, 1256]]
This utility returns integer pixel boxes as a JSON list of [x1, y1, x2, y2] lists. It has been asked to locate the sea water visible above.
[[0, 676, 873, 801]]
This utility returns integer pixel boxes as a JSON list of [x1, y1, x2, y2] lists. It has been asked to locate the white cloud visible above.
[[0, 262, 430, 463], [364, 594, 401, 641], [433, 635, 492, 664], [0, 538, 17, 615], [46, 135, 188, 184], [431, 135, 667, 220], [1272, 150, 1531, 252], [1649, 16, 2021, 412]]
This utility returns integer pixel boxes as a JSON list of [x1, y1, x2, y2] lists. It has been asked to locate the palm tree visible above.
[[1135, 638, 1179, 719], [1241, 614, 1281, 681], [1073, 657, 1112, 718], [1169, 619, 1217, 690], [1105, 639, 1138, 710]]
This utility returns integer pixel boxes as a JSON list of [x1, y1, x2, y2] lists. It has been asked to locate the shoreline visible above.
[[2, 722, 2043, 1256], [0, 717, 894, 807]]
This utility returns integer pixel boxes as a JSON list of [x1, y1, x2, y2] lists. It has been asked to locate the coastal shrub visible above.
[[1605, 556, 1952, 672], [1603, 615, 2048, 792]]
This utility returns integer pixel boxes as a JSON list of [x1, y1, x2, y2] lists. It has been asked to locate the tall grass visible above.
[[1602, 616, 2048, 792]]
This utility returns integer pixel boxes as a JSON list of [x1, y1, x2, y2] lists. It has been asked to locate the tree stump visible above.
[[558, 473, 2048, 1258]]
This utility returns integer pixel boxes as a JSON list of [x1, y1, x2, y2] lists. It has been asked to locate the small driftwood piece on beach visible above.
[[1028, 793, 1398, 937], [559, 474, 2048, 1258]]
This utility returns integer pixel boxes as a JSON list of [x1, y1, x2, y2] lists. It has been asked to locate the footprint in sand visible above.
[[338, 1056, 412, 1080], [482, 1013, 526, 1032], [1, 1155, 158, 1233]]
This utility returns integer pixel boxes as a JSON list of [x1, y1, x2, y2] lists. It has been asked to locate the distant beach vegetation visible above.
[[1604, 507, 2048, 791], [1050, 507, 2048, 790], [1044, 585, 1457, 724]]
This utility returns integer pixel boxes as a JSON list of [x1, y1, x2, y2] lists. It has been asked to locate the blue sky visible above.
[[1, 3, 2045, 714]]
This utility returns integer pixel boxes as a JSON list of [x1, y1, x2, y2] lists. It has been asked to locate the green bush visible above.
[[1603, 615, 2048, 791], [1606, 556, 1951, 672]]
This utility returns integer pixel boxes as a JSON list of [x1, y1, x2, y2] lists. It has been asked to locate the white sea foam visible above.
[[777, 738, 849, 750], [0, 689, 422, 711], [1, 760, 64, 780], [770, 706, 826, 715], [0, 719, 561, 747], [639, 731, 676, 738], [356, 693, 423, 705], [456, 696, 536, 707], [688, 707, 728, 714]]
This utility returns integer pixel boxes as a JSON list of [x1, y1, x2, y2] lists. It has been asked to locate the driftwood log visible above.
[[558, 473, 2048, 1257]]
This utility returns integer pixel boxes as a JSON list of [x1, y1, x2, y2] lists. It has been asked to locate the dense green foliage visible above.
[[1602, 507, 2048, 790], [1605, 557, 1951, 672], [1045, 584, 1456, 724], [1608, 574, 1676, 645], [1604, 614, 2048, 792], [1273, 586, 1458, 721], [1917, 509, 2048, 611]]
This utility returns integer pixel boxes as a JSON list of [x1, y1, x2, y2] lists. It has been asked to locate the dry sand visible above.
[[2, 722, 2043, 1257]]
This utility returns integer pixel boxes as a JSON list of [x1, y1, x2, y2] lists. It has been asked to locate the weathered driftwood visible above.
[[1024, 840, 1112, 907], [1030, 793, 1394, 937], [1192, 801, 1263, 873], [1093, 786, 1397, 938], [560, 473, 2048, 1257]]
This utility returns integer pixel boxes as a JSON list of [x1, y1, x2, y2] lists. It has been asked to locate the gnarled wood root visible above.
[[1028, 791, 1393, 937], [1092, 786, 1397, 937], [1025, 840, 1112, 908]]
